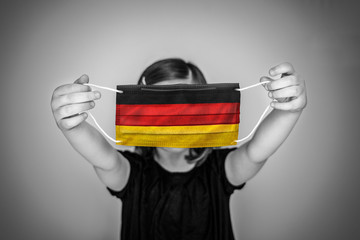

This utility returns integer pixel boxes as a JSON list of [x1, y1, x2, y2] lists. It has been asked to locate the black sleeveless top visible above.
[[107, 148, 246, 240]]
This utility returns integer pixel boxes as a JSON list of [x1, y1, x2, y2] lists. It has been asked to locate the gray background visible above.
[[1, 0, 359, 239]]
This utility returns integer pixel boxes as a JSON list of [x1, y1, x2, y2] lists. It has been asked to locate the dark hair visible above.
[[134, 58, 212, 165], [136, 58, 207, 85]]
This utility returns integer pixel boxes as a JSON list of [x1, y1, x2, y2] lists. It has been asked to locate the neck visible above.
[[154, 147, 195, 172]]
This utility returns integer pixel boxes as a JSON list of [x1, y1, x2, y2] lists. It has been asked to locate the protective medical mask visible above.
[[85, 81, 271, 148]]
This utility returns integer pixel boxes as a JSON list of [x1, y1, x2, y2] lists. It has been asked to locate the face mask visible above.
[[85, 81, 271, 148]]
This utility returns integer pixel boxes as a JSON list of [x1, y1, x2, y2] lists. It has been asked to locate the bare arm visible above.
[[225, 63, 307, 185], [51, 75, 130, 191]]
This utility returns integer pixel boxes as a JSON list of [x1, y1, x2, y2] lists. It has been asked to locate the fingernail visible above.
[[270, 102, 275, 107], [90, 101, 95, 107], [266, 83, 271, 90], [268, 92, 273, 98], [94, 91, 101, 99]]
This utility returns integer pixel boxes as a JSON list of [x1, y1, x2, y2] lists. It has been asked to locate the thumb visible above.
[[74, 74, 89, 84]]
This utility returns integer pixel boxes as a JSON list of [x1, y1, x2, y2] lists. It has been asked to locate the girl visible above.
[[50, 58, 307, 240]]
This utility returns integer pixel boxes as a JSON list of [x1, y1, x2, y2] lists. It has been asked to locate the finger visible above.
[[55, 101, 95, 120], [267, 75, 300, 91], [269, 86, 303, 99], [260, 76, 273, 91], [53, 83, 91, 97], [58, 112, 88, 130], [270, 96, 305, 112], [52, 91, 101, 110], [74, 74, 89, 84], [269, 62, 295, 77]]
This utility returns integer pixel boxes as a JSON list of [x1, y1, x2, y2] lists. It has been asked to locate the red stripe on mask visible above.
[[116, 113, 239, 126], [116, 102, 240, 116]]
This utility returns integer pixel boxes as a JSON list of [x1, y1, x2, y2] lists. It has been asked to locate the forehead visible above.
[[153, 78, 196, 85]]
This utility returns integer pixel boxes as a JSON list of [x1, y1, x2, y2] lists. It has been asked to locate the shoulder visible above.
[[203, 147, 246, 194], [207, 148, 238, 167], [202, 147, 237, 177]]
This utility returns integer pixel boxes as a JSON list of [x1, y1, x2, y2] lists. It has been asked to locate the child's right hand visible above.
[[51, 74, 101, 131]]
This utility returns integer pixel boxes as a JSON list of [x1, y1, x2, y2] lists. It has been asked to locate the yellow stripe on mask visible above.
[[115, 131, 239, 148]]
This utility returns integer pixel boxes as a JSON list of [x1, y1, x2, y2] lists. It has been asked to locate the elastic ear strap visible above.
[[234, 80, 272, 143], [84, 83, 123, 93], [234, 105, 272, 143], [87, 112, 121, 143], [83, 83, 121, 143], [235, 80, 270, 91]]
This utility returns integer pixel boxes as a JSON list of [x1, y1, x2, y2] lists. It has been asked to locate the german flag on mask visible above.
[[115, 83, 240, 148]]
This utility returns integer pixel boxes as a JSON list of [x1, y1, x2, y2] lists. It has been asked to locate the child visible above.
[[50, 58, 307, 240]]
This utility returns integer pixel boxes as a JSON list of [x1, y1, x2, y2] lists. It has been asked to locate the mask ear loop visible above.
[[85, 83, 123, 94], [234, 80, 272, 143], [87, 112, 121, 143], [83, 83, 122, 143]]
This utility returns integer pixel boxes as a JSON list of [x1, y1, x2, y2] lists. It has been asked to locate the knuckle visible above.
[[53, 85, 63, 94], [288, 75, 296, 83], [63, 94, 72, 103], [279, 90, 286, 98], [79, 102, 93, 112], [88, 92, 96, 101], [69, 84, 77, 93], [53, 109, 61, 120], [292, 100, 302, 109], [61, 105, 72, 116], [59, 119, 72, 130], [54, 86, 61, 93], [293, 87, 299, 96], [292, 76, 300, 85], [58, 84, 72, 94], [70, 84, 82, 93], [272, 91, 280, 98], [53, 108, 62, 119], [50, 98, 57, 110], [298, 96, 307, 109]]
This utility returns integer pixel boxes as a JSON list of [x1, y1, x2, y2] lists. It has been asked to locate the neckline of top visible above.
[[151, 158, 198, 175]]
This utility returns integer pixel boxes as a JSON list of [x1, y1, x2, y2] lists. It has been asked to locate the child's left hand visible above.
[[260, 62, 307, 112]]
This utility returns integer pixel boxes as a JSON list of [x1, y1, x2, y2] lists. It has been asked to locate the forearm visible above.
[[247, 109, 302, 163], [62, 120, 119, 170]]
